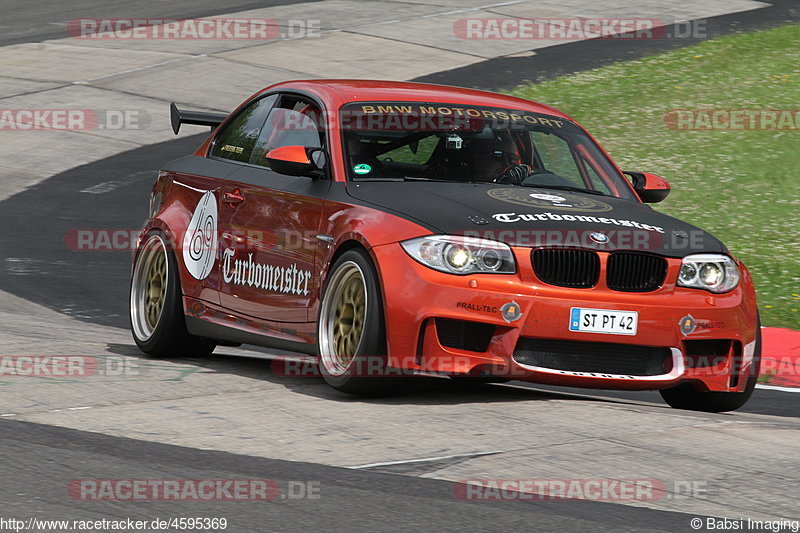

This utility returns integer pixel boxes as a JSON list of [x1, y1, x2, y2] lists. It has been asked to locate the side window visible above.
[[249, 97, 325, 167], [531, 130, 619, 194], [530, 130, 583, 185], [579, 156, 613, 195], [210, 94, 277, 163]]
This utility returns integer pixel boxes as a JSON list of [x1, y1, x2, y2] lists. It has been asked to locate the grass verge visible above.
[[510, 24, 800, 329]]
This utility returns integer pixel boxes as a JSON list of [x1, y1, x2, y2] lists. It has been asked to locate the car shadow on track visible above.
[[105, 342, 631, 407]]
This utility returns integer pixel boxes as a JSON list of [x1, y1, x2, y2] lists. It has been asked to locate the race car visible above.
[[130, 79, 760, 412]]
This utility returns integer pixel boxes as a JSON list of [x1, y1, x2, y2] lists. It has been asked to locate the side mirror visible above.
[[623, 171, 671, 203], [265, 146, 326, 177]]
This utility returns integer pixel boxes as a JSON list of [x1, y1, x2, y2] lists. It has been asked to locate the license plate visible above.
[[569, 308, 638, 336]]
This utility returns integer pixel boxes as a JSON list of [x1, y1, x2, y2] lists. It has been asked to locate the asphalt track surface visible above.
[[414, 0, 800, 89], [1, 2, 798, 531], [0, 419, 713, 533], [0, 0, 317, 47]]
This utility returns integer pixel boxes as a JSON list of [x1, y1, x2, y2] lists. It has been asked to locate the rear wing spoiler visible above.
[[170, 102, 228, 134]]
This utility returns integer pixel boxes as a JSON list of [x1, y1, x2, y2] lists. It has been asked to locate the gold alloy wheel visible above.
[[319, 261, 368, 376], [130, 235, 169, 342], [145, 251, 167, 329], [333, 272, 366, 363]]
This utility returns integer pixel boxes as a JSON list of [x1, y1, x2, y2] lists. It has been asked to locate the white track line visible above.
[[756, 384, 800, 393], [348, 450, 503, 470]]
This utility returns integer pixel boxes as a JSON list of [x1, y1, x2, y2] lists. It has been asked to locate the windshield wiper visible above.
[[521, 184, 607, 196], [401, 176, 460, 182], [352, 176, 453, 182]]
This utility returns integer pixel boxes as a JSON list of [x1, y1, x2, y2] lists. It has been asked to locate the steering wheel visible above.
[[494, 164, 533, 185]]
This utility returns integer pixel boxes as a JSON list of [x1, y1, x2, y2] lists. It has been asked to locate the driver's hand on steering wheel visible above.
[[495, 163, 533, 185]]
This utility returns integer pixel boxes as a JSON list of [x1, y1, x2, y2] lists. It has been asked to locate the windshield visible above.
[[340, 102, 634, 200]]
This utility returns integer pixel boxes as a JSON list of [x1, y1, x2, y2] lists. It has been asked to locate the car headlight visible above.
[[401, 235, 516, 275], [677, 254, 739, 293]]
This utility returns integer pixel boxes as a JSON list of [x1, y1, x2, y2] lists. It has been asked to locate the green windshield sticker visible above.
[[353, 163, 372, 175]]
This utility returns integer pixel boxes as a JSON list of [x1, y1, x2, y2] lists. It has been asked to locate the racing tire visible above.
[[130, 231, 216, 358], [317, 249, 406, 396], [659, 318, 761, 413]]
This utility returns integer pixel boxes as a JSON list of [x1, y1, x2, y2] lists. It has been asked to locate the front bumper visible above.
[[372, 242, 759, 392]]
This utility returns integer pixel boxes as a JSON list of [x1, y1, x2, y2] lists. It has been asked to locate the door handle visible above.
[[223, 189, 244, 205]]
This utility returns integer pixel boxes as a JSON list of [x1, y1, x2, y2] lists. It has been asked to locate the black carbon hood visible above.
[[346, 181, 726, 258]]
